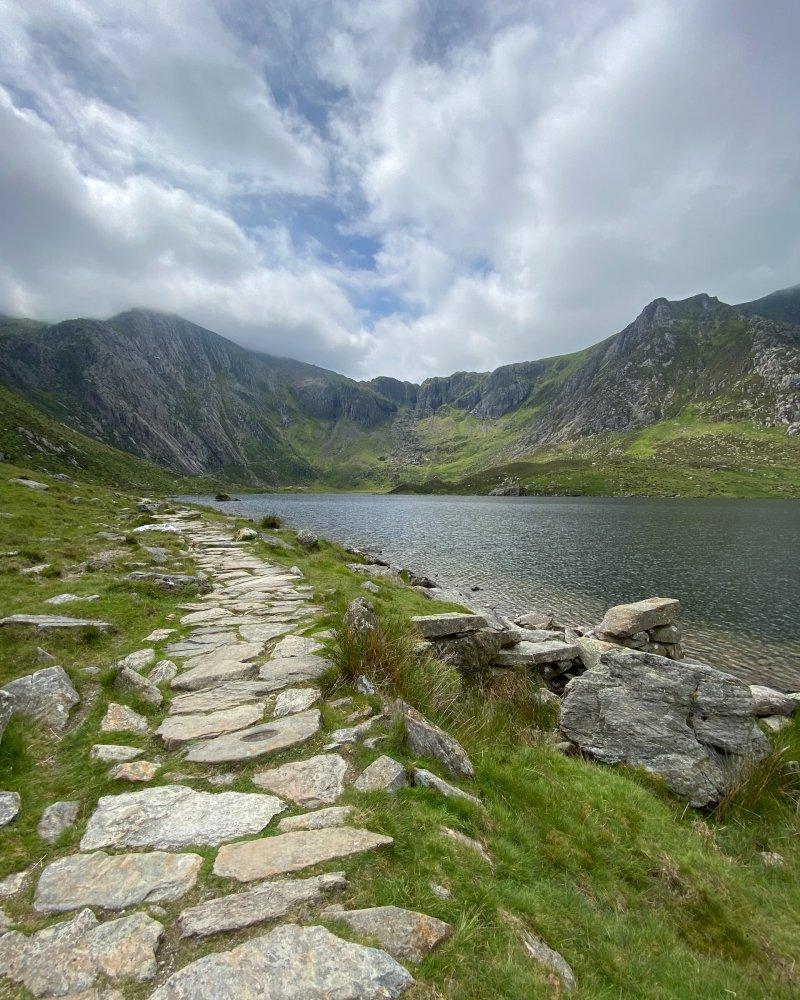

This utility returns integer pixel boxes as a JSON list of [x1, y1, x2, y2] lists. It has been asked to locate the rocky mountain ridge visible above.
[[1, 286, 799, 486]]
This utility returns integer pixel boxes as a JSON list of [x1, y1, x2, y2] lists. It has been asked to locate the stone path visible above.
[[1, 511, 464, 998]]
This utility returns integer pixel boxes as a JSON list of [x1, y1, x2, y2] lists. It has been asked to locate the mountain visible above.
[[0, 286, 799, 496]]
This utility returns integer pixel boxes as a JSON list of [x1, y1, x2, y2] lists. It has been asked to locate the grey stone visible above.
[[559, 650, 770, 807], [38, 800, 80, 843], [253, 753, 347, 807], [171, 642, 262, 691], [239, 622, 293, 643], [324, 717, 379, 749], [0, 792, 20, 827], [348, 562, 398, 579], [296, 529, 319, 549], [576, 635, 620, 669], [749, 684, 797, 717], [515, 610, 554, 629], [0, 907, 163, 996], [36, 647, 57, 665], [2, 666, 80, 731], [34, 851, 203, 912], [649, 624, 682, 644], [184, 708, 321, 764], [258, 654, 332, 689], [149, 924, 412, 999], [109, 760, 158, 781], [0, 689, 13, 743], [762, 715, 791, 733], [344, 597, 378, 635], [118, 649, 156, 672], [492, 640, 578, 667], [394, 700, 474, 779], [0, 614, 111, 632], [597, 597, 680, 638], [148, 659, 178, 685], [412, 768, 482, 807], [362, 581, 380, 594], [440, 826, 492, 864], [354, 756, 407, 794], [521, 930, 576, 993], [81, 785, 285, 850], [279, 806, 353, 832], [90, 744, 142, 763], [271, 634, 323, 658], [155, 703, 264, 746], [116, 667, 163, 707], [178, 872, 347, 938], [127, 571, 210, 593], [44, 593, 100, 605], [274, 686, 320, 716], [323, 905, 452, 962], [214, 827, 394, 881], [168, 680, 276, 715], [10, 476, 48, 490], [0, 869, 30, 899], [411, 613, 488, 639], [100, 703, 148, 734], [430, 883, 451, 900]]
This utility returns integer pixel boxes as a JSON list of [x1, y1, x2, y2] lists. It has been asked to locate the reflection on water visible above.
[[184, 493, 800, 690]]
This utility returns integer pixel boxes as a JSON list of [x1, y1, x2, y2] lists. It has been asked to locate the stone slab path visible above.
[[1, 510, 464, 998]]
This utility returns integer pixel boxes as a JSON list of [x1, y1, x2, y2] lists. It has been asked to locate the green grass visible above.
[[1, 463, 799, 998]]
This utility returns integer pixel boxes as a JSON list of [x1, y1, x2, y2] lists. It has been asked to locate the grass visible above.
[[1, 462, 799, 998]]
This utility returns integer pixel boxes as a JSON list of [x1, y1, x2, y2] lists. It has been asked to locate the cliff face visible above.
[[1, 286, 799, 484]]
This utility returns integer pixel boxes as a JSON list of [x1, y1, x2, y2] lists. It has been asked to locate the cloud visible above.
[[1, 0, 799, 381]]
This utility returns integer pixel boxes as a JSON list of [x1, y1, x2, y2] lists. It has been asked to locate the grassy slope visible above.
[[1, 462, 798, 998]]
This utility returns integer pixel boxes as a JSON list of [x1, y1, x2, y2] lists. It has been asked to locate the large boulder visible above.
[[596, 598, 680, 638], [1, 666, 79, 731], [559, 650, 769, 807]]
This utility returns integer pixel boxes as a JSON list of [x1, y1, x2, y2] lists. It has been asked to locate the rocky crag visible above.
[[1, 285, 799, 491]]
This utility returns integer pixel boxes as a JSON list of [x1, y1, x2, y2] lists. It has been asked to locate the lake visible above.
[[185, 493, 800, 691]]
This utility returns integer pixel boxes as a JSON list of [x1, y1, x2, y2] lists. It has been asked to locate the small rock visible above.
[[0, 614, 111, 632], [412, 768, 482, 807], [44, 592, 100, 605], [178, 872, 347, 938], [758, 851, 785, 867], [394, 700, 474, 779], [762, 715, 791, 733], [440, 826, 492, 865], [354, 755, 407, 794], [109, 760, 158, 782], [322, 904, 452, 962], [274, 687, 320, 717], [100, 703, 149, 734], [0, 869, 31, 899], [37, 800, 80, 843], [521, 930, 576, 993], [357, 675, 377, 696], [90, 744, 142, 763], [0, 791, 21, 827], [115, 666, 163, 707], [430, 883, 451, 900], [1, 665, 80, 731], [235, 527, 258, 541], [411, 613, 488, 639], [296, 529, 319, 549], [515, 611, 554, 630], [0, 690, 13, 743], [148, 659, 178, 685], [35, 647, 57, 665], [343, 597, 378, 635], [117, 648, 156, 672], [749, 684, 797, 717], [143, 627, 175, 642], [10, 477, 48, 490], [361, 581, 380, 594]]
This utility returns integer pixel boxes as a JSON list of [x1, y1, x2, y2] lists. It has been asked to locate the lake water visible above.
[[185, 493, 800, 691]]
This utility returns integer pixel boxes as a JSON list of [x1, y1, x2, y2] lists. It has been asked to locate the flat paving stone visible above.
[[184, 709, 321, 764], [34, 851, 202, 912], [81, 785, 285, 850], [271, 635, 323, 658], [273, 687, 320, 717], [171, 643, 263, 691], [178, 872, 347, 938], [279, 806, 353, 832], [109, 760, 158, 782], [155, 703, 264, 746], [323, 905, 452, 962], [252, 753, 347, 808], [258, 654, 332, 690], [167, 680, 276, 715], [149, 923, 413, 999], [0, 907, 163, 996], [214, 827, 393, 881]]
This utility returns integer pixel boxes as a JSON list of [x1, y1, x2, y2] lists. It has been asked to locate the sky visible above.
[[1, 1, 799, 382]]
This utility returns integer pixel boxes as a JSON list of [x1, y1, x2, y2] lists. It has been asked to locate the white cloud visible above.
[[1, 0, 799, 381]]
